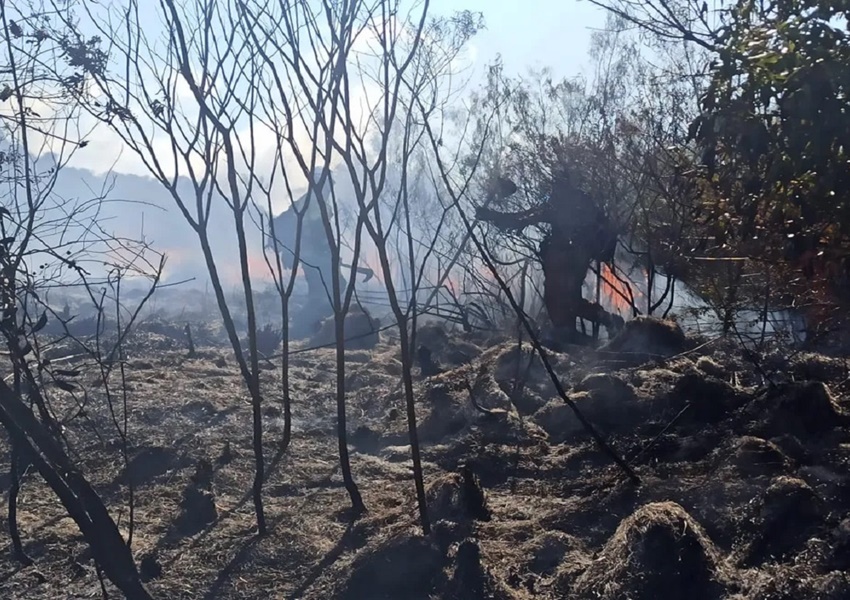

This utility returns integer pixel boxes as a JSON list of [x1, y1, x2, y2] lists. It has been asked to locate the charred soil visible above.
[[2, 323, 850, 599]]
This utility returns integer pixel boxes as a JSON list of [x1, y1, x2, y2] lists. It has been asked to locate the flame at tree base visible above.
[[599, 263, 643, 315]]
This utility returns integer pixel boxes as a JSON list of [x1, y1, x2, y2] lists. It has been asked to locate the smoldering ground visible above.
[[2, 317, 850, 599]]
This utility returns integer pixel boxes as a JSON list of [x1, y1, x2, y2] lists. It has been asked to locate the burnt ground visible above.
[[2, 319, 850, 599]]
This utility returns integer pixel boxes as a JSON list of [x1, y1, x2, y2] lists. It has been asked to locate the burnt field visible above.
[[2, 318, 850, 599]]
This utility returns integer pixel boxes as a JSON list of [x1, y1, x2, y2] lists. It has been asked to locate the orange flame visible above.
[[599, 263, 640, 315]]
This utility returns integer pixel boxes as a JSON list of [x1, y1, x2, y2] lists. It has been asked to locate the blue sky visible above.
[[133, 0, 607, 78], [130, 0, 607, 88], [432, 0, 607, 78]]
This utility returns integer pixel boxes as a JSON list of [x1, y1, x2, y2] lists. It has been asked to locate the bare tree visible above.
[[58, 0, 284, 532], [235, 0, 486, 521], [59, 0, 478, 521], [0, 2, 163, 596], [334, 7, 486, 533]]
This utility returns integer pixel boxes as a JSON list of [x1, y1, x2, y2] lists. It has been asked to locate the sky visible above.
[[430, 0, 607, 79], [63, 0, 609, 179]]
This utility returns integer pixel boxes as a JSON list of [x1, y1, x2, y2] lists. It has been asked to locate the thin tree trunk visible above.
[[334, 308, 365, 513], [646, 258, 655, 315], [194, 229, 266, 534], [396, 319, 429, 533], [234, 209, 267, 536], [8, 366, 32, 566], [722, 263, 744, 335], [249, 379, 266, 534], [8, 443, 33, 566], [280, 299, 292, 451]]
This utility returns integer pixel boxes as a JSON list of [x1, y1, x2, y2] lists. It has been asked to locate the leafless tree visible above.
[[236, 0, 488, 526], [55, 0, 494, 527], [58, 0, 285, 532], [0, 2, 162, 596]]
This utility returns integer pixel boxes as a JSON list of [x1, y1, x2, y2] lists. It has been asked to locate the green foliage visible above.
[[691, 0, 850, 261]]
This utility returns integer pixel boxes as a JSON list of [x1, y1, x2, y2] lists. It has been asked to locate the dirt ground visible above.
[[2, 318, 850, 599]]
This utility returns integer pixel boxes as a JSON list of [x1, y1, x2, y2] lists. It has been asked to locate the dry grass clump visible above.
[[573, 501, 732, 600], [747, 381, 848, 436], [789, 352, 848, 383], [602, 316, 689, 358], [720, 436, 793, 477], [739, 476, 826, 566], [337, 533, 444, 600]]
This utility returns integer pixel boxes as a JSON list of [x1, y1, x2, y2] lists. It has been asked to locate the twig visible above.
[[628, 403, 692, 466]]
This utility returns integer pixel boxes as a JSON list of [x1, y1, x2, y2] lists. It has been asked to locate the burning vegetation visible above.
[[4, 0, 850, 599], [598, 263, 641, 317]]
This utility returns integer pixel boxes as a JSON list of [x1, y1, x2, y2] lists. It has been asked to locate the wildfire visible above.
[[599, 263, 640, 315]]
